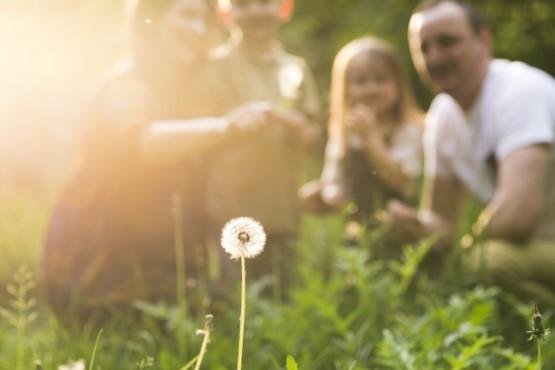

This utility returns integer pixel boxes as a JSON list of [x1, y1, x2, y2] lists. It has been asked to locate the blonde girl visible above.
[[301, 36, 423, 220]]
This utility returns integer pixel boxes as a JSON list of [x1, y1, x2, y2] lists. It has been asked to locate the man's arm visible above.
[[140, 101, 274, 165], [140, 117, 232, 165], [478, 144, 550, 243]]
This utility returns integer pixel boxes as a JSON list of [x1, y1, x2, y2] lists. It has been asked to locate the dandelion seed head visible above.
[[238, 231, 250, 243], [221, 217, 266, 259]]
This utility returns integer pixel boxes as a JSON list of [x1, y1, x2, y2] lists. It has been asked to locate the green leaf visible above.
[[286, 355, 299, 370]]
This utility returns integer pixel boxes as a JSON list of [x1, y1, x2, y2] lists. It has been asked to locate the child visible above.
[[206, 0, 321, 296], [300, 36, 423, 225]]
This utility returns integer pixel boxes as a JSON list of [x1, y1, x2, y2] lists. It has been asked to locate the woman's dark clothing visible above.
[[42, 59, 216, 313]]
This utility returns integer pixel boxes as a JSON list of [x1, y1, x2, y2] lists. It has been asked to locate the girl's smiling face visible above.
[[345, 51, 400, 116]]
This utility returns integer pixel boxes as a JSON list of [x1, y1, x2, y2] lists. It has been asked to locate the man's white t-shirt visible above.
[[424, 59, 555, 240]]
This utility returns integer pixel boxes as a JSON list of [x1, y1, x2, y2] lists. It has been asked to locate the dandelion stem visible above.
[[237, 255, 246, 370]]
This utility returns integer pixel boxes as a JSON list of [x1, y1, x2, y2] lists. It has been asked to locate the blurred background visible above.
[[1, 0, 553, 190], [0, 0, 121, 187]]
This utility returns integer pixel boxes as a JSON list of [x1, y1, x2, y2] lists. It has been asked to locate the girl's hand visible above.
[[346, 104, 377, 137], [322, 181, 347, 207]]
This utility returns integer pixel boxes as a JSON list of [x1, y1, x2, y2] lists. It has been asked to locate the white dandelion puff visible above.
[[221, 217, 266, 370], [221, 217, 266, 259]]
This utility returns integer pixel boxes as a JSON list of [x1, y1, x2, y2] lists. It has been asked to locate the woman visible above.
[[42, 0, 219, 315]]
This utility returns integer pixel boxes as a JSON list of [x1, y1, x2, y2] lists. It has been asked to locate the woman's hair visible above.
[[328, 36, 422, 157]]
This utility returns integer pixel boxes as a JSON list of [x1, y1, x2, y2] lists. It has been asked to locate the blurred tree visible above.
[[282, 0, 554, 111]]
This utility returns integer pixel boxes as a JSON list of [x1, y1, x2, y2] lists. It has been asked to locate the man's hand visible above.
[[270, 106, 319, 147], [382, 199, 454, 248], [226, 101, 273, 132], [382, 200, 425, 243]]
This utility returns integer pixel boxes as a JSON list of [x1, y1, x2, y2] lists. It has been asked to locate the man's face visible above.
[[229, 0, 282, 41], [408, 1, 489, 97]]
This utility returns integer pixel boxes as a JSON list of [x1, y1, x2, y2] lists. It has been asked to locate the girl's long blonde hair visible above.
[[328, 36, 422, 158]]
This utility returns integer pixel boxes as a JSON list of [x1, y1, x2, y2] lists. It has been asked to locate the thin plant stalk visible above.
[[172, 194, 187, 308], [1, 267, 37, 370], [272, 247, 282, 303], [194, 339, 209, 370], [536, 338, 542, 370], [16, 316, 24, 370], [172, 194, 188, 357], [88, 329, 103, 370], [180, 356, 198, 370], [237, 255, 246, 370], [528, 304, 548, 370], [194, 315, 213, 370]]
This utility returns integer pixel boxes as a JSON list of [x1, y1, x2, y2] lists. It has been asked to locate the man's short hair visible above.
[[414, 0, 487, 35]]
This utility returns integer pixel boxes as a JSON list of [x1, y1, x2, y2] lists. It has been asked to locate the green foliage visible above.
[[286, 355, 298, 370], [0, 187, 54, 285], [1, 186, 555, 369], [0, 266, 37, 370]]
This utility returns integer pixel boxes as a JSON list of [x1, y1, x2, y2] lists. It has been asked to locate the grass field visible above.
[[0, 185, 553, 369]]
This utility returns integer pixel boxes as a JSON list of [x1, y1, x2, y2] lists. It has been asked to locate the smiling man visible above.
[[386, 0, 555, 306]]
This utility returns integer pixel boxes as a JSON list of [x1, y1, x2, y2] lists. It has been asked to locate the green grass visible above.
[[0, 187, 553, 369], [0, 186, 55, 285]]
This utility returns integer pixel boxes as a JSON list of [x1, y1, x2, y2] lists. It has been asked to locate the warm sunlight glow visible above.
[[0, 3, 121, 185]]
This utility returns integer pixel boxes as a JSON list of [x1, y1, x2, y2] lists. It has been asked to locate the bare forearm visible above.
[[479, 197, 541, 243], [479, 145, 549, 243], [140, 117, 230, 164]]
